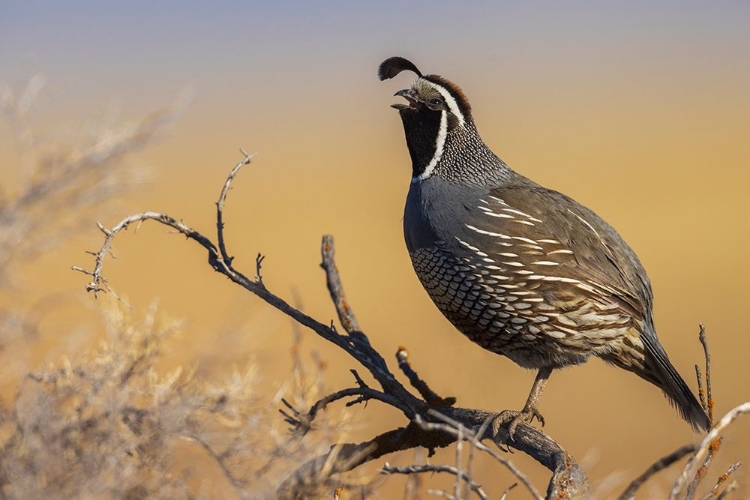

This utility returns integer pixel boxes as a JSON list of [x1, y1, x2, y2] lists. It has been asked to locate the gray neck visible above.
[[425, 122, 512, 187]]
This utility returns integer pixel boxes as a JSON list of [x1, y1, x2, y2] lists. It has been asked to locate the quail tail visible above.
[[640, 334, 711, 432]]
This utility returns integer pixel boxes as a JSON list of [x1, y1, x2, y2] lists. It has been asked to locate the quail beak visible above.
[[391, 88, 420, 111]]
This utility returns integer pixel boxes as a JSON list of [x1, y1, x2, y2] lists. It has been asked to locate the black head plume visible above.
[[378, 57, 423, 81]]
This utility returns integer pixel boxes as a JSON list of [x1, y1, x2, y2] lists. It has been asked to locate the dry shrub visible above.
[[0, 73, 352, 499], [0, 301, 350, 499]]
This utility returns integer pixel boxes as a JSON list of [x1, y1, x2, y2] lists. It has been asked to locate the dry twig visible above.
[[617, 444, 697, 500], [669, 402, 750, 499], [382, 463, 488, 500]]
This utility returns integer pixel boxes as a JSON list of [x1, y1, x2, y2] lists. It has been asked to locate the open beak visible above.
[[391, 88, 420, 110]]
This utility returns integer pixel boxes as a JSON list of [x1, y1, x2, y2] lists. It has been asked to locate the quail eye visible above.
[[429, 98, 444, 106]]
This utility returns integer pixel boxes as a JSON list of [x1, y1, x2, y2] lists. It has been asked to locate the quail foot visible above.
[[378, 56, 710, 438]]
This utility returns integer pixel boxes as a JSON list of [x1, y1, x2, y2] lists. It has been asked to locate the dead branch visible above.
[[688, 325, 719, 499], [669, 402, 750, 499], [617, 444, 697, 500], [699, 462, 742, 500], [382, 463, 488, 500]]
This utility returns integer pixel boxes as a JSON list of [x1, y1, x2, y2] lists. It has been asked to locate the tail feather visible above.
[[640, 334, 711, 432], [603, 331, 711, 432]]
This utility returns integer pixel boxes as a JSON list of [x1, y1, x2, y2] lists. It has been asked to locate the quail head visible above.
[[378, 56, 710, 434]]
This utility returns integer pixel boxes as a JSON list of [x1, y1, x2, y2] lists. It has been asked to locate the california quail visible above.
[[378, 56, 710, 434]]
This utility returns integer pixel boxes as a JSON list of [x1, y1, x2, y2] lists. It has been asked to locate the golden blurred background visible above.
[[2, 1, 749, 497]]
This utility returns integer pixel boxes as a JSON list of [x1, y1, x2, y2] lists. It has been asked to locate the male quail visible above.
[[378, 56, 710, 434]]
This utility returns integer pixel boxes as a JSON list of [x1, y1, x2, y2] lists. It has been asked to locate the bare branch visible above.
[[699, 324, 714, 423], [500, 483, 518, 500], [397, 346, 456, 407], [699, 462, 742, 500], [215, 149, 256, 266], [419, 412, 544, 500], [321, 235, 364, 339], [617, 444, 697, 500], [72, 212, 218, 298], [382, 463, 488, 500], [688, 325, 720, 500], [670, 402, 750, 499], [281, 386, 411, 436]]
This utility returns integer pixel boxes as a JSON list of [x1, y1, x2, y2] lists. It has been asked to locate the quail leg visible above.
[[494, 367, 552, 441]]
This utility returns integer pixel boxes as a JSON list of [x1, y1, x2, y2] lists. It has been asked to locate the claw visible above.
[[492, 405, 546, 442]]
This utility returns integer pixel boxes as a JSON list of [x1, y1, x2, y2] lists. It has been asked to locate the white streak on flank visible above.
[[503, 261, 524, 267], [488, 196, 508, 205], [483, 211, 515, 219], [455, 237, 476, 250], [567, 208, 614, 258], [560, 277, 581, 284], [499, 252, 518, 258], [502, 208, 543, 223], [532, 261, 560, 266], [538, 239, 561, 244], [513, 220, 535, 226], [575, 282, 598, 293], [414, 110, 448, 183], [490, 275, 511, 281], [548, 249, 574, 255], [512, 236, 538, 245], [465, 224, 511, 239]]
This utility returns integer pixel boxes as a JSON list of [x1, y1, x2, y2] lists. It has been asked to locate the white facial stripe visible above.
[[414, 110, 447, 182], [432, 84, 465, 127]]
